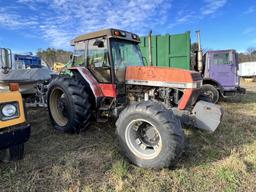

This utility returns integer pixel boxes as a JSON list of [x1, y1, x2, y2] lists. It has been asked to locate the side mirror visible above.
[[0, 48, 12, 73], [93, 39, 104, 48]]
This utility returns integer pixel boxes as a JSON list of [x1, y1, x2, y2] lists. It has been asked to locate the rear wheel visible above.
[[116, 101, 184, 169], [0, 144, 24, 162], [47, 76, 91, 133], [201, 84, 219, 103]]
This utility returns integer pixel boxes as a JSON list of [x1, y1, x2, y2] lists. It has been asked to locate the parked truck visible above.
[[47, 29, 223, 169], [0, 48, 31, 162], [14, 53, 42, 69], [0, 48, 55, 107], [238, 62, 256, 78], [140, 31, 246, 103]]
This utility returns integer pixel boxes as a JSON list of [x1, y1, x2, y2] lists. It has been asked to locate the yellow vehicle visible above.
[[53, 62, 65, 73], [0, 48, 30, 162], [0, 83, 30, 161]]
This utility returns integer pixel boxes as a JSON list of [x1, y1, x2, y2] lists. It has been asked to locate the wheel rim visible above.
[[204, 90, 214, 101], [49, 88, 68, 126], [125, 119, 162, 160]]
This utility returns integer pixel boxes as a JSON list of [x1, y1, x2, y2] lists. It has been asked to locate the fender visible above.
[[69, 67, 117, 106], [203, 78, 224, 92], [178, 88, 200, 110]]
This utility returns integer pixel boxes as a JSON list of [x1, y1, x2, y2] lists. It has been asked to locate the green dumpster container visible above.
[[140, 31, 191, 70]]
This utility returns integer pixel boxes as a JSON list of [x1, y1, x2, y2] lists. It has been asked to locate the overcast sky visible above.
[[0, 0, 255, 53]]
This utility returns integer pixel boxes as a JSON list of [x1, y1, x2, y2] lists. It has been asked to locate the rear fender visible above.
[[68, 67, 117, 107]]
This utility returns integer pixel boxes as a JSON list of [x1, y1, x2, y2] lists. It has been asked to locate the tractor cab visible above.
[[71, 29, 144, 84]]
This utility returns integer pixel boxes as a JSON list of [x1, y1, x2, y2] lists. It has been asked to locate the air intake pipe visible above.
[[148, 30, 153, 66], [196, 31, 203, 73], [0, 48, 12, 74]]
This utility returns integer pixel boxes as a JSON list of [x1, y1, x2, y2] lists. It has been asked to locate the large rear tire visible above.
[[116, 101, 184, 169], [201, 84, 220, 103], [47, 76, 91, 133]]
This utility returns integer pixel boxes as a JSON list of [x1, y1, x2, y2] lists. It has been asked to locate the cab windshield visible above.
[[111, 39, 144, 68]]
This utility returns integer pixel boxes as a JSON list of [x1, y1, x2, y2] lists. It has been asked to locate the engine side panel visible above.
[[125, 66, 202, 89]]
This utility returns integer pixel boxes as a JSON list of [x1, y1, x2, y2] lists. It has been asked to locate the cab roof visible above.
[[71, 28, 140, 46]]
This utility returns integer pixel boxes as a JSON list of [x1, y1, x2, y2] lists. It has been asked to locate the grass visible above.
[[0, 81, 256, 192]]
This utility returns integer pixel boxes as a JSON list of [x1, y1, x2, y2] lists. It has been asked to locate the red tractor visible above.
[[47, 29, 223, 169]]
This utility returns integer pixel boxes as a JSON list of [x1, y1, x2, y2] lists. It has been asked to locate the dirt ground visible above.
[[0, 81, 256, 192]]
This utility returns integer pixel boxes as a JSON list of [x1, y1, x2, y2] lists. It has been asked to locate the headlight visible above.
[[0, 102, 19, 120], [2, 104, 17, 117]]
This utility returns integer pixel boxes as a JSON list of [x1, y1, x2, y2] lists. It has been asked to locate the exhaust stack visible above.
[[196, 31, 203, 73], [0, 48, 12, 74], [148, 30, 153, 66]]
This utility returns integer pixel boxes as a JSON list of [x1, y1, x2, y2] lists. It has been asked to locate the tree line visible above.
[[37, 46, 256, 68], [37, 48, 72, 67], [238, 47, 256, 63]]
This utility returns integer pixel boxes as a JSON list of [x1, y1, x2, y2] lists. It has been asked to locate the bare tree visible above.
[[37, 48, 72, 67]]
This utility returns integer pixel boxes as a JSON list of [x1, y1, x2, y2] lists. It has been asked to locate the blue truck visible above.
[[14, 53, 42, 69]]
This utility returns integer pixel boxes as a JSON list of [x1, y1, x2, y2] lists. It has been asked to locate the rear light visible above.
[[113, 30, 126, 37], [9, 83, 19, 91], [132, 34, 138, 39], [114, 31, 120, 36], [132, 34, 140, 41], [120, 31, 126, 37]]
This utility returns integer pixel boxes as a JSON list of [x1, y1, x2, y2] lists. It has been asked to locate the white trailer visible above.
[[238, 62, 256, 77]]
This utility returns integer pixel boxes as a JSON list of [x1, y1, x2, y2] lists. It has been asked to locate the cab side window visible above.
[[73, 41, 86, 66], [213, 53, 231, 65], [87, 38, 111, 83]]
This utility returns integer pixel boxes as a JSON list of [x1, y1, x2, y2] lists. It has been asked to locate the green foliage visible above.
[[217, 167, 239, 192]]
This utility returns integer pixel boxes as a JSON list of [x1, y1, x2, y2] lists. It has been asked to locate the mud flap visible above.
[[192, 101, 223, 132]]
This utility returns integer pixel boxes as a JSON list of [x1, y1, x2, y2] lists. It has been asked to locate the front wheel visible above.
[[201, 84, 220, 103], [116, 101, 184, 169], [0, 144, 24, 162]]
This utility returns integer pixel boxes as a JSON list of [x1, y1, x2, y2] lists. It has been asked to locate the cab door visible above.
[[86, 38, 112, 84]]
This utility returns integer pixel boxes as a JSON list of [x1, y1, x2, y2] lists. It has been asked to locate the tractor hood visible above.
[[125, 66, 202, 89]]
